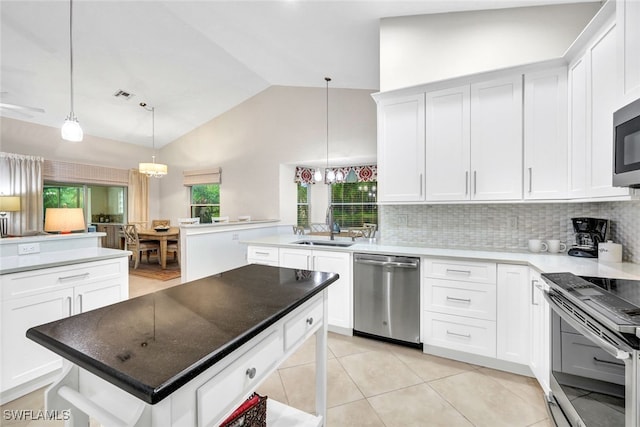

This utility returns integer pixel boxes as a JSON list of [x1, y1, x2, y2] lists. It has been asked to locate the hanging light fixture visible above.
[[138, 102, 168, 178], [61, 0, 83, 142], [323, 77, 339, 183]]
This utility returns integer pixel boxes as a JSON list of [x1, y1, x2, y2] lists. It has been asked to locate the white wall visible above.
[[0, 117, 162, 220], [380, 2, 601, 91], [159, 85, 377, 225]]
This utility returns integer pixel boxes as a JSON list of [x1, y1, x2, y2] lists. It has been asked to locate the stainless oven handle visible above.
[[593, 357, 626, 367], [544, 291, 631, 361]]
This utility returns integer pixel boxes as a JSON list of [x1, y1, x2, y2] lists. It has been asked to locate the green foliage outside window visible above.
[[44, 186, 84, 210], [190, 184, 220, 224], [330, 181, 377, 228], [297, 183, 309, 226]]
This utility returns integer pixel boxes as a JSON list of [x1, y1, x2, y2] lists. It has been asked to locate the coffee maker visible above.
[[567, 217, 609, 258]]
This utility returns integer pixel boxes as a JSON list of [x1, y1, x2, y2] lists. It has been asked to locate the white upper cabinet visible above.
[[376, 93, 426, 202], [470, 75, 523, 201], [425, 85, 471, 201], [618, 0, 640, 103], [524, 67, 568, 200], [568, 18, 629, 199]]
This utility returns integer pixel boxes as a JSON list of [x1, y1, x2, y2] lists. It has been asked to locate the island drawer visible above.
[[197, 328, 283, 427], [2, 259, 124, 300], [422, 312, 496, 358], [247, 246, 279, 265], [424, 279, 496, 321], [423, 258, 496, 284], [284, 295, 324, 351]]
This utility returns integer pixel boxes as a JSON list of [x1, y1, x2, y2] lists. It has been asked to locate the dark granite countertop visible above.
[[27, 264, 338, 404]]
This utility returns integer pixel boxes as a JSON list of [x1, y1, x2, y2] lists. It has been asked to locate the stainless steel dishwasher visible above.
[[353, 253, 421, 347]]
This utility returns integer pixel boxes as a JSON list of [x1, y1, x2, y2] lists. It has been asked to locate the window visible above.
[[44, 185, 84, 209], [297, 183, 310, 226], [190, 184, 220, 223], [44, 184, 127, 224], [330, 181, 378, 228]]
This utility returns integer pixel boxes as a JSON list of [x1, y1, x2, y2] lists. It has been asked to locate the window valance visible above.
[[294, 165, 377, 184], [43, 159, 128, 186], [183, 167, 221, 186]]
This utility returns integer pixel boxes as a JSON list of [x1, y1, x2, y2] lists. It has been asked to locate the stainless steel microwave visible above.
[[613, 97, 640, 188]]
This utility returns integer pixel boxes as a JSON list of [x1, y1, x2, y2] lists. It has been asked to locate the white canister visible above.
[[598, 241, 623, 263]]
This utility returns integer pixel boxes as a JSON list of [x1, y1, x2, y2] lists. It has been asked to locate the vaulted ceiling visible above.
[[0, 0, 589, 148]]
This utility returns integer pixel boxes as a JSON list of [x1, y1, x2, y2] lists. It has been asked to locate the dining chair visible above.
[[122, 224, 160, 269], [212, 216, 229, 223], [292, 225, 305, 235], [166, 239, 180, 266], [362, 223, 377, 238], [151, 219, 170, 227]]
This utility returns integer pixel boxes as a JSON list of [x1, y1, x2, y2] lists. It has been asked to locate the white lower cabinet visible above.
[[496, 264, 530, 365], [278, 248, 352, 331], [529, 269, 551, 394], [0, 257, 128, 404], [422, 259, 497, 358], [246, 245, 279, 266]]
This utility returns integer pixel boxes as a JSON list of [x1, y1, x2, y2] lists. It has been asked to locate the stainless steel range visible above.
[[542, 272, 640, 427]]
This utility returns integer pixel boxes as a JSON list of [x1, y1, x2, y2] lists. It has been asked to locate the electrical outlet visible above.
[[18, 243, 40, 255]]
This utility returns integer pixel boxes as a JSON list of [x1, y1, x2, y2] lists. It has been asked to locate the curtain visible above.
[[294, 166, 317, 184], [128, 169, 149, 227], [0, 152, 44, 235]]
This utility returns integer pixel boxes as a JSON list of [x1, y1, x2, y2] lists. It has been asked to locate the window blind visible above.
[[183, 168, 221, 186], [43, 160, 129, 186]]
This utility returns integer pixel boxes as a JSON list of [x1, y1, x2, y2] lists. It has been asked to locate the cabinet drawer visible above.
[[197, 329, 283, 427], [2, 259, 125, 300], [424, 258, 496, 284], [424, 279, 496, 321], [423, 312, 496, 357], [247, 246, 279, 264], [561, 332, 625, 386], [284, 295, 323, 351]]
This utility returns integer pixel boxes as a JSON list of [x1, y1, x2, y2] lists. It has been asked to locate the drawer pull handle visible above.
[[446, 269, 471, 275], [593, 357, 625, 368], [59, 273, 90, 281], [306, 317, 314, 325], [255, 252, 270, 256], [446, 330, 471, 339], [246, 367, 257, 379], [446, 296, 471, 303]]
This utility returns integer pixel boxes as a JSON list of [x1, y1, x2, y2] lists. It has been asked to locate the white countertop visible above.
[[244, 234, 640, 280], [0, 248, 131, 275]]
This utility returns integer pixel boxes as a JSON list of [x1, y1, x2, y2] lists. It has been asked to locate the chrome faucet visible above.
[[326, 205, 336, 240]]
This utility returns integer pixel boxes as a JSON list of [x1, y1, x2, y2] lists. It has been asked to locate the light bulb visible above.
[[326, 169, 335, 182], [314, 168, 323, 182], [61, 117, 83, 142], [336, 170, 344, 182]]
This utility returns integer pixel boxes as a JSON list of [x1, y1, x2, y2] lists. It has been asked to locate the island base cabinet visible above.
[[42, 292, 330, 427]]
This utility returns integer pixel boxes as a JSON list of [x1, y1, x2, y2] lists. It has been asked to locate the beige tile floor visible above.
[[2, 273, 553, 427]]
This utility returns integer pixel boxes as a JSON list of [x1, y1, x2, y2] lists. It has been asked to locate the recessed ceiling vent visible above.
[[113, 89, 134, 100]]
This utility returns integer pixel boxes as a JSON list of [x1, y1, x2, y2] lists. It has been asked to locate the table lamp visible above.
[[0, 196, 21, 238], [44, 208, 86, 234]]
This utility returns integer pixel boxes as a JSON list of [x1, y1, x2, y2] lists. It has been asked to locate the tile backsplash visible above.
[[379, 200, 640, 264]]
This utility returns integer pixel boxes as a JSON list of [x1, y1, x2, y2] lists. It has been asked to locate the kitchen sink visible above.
[[293, 240, 354, 248]]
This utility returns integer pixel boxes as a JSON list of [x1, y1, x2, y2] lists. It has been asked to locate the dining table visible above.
[[137, 227, 180, 270]]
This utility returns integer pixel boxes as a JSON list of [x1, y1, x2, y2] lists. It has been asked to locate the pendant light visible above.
[[61, 0, 83, 142], [323, 77, 339, 184], [138, 102, 168, 178]]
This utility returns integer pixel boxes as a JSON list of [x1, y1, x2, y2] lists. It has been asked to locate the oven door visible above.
[[544, 291, 639, 427]]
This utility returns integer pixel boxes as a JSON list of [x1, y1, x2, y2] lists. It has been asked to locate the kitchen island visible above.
[[27, 264, 338, 426]]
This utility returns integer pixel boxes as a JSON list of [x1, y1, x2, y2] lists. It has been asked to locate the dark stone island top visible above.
[[27, 264, 338, 404]]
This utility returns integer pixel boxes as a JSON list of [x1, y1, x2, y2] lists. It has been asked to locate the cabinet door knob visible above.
[[246, 367, 257, 379], [306, 317, 314, 325]]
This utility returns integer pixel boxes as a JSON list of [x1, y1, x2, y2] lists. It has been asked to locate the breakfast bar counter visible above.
[[27, 264, 338, 426]]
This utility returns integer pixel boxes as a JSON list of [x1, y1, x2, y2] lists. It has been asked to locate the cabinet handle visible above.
[[531, 279, 539, 305], [255, 251, 270, 256], [66, 296, 72, 316], [446, 330, 471, 339], [306, 317, 314, 325], [59, 273, 90, 281], [78, 294, 83, 313], [465, 171, 469, 195], [246, 367, 257, 379], [446, 269, 471, 275], [473, 171, 477, 196], [446, 296, 471, 303], [593, 357, 625, 368], [419, 173, 423, 197], [528, 168, 533, 193]]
